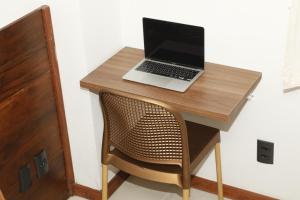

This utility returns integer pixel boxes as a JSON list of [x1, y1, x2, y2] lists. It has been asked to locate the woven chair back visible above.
[[101, 92, 187, 166]]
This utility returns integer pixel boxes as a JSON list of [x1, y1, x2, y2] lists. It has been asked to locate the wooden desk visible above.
[[79, 48, 272, 199], [80, 47, 261, 126]]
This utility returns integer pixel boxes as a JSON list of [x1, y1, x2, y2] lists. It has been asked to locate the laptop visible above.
[[123, 17, 205, 92]]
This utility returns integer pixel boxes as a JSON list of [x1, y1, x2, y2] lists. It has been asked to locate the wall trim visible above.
[[72, 171, 129, 200], [191, 176, 278, 200], [72, 184, 101, 200], [72, 172, 277, 200]]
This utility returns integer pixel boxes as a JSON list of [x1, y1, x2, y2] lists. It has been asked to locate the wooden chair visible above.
[[0, 190, 5, 200], [100, 90, 223, 200]]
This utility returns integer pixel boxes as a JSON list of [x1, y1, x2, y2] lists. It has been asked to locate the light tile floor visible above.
[[69, 176, 230, 200]]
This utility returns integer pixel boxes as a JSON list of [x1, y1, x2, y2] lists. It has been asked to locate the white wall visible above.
[[0, 0, 122, 190], [78, 0, 122, 188], [119, 0, 299, 199]]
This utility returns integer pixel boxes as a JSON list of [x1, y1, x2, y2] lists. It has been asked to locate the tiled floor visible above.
[[69, 176, 230, 200]]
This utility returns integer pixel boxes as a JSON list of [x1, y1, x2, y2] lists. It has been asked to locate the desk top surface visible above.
[[80, 47, 261, 123]]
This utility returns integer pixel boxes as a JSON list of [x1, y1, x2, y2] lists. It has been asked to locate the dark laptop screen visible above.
[[143, 18, 204, 70]]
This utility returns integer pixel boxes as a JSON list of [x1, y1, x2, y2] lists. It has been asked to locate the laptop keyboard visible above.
[[136, 61, 199, 81]]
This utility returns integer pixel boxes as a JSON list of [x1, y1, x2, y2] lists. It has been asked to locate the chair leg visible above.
[[0, 190, 5, 200], [215, 143, 224, 200], [182, 189, 189, 200], [102, 164, 108, 200]]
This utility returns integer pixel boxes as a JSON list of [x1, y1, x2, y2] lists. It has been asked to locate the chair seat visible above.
[[108, 121, 220, 179], [108, 149, 183, 186]]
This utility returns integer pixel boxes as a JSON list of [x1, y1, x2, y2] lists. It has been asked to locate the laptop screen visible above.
[[143, 18, 204, 70]]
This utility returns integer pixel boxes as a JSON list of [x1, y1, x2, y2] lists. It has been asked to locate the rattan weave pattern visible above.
[[101, 92, 183, 164]]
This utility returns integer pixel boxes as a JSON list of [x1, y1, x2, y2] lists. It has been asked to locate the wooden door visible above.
[[0, 6, 74, 200]]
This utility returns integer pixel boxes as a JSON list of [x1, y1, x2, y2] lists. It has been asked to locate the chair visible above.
[[0, 190, 5, 200], [100, 90, 223, 200]]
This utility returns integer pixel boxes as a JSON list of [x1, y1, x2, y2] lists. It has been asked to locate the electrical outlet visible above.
[[19, 164, 32, 192], [257, 140, 274, 164], [34, 150, 49, 178]]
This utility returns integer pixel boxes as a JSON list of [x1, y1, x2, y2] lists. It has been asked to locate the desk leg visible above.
[[215, 143, 224, 200]]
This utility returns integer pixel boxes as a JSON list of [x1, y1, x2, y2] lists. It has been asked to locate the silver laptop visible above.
[[123, 18, 205, 92]]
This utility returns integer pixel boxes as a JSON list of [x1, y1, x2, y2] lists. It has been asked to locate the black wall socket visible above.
[[34, 150, 49, 178], [19, 164, 32, 192], [257, 140, 274, 164]]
